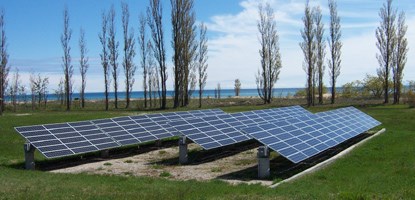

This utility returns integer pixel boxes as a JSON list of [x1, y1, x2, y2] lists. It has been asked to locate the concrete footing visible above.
[[257, 146, 270, 179], [179, 136, 188, 164], [24, 143, 36, 170]]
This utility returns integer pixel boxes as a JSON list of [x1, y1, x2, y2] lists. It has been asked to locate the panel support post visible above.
[[24, 143, 35, 170], [179, 136, 188, 164], [257, 146, 270, 179], [101, 149, 110, 158]]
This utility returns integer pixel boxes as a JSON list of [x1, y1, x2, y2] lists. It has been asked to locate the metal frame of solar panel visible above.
[[241, 107, 381, 163], [15, 109, 225, 159]]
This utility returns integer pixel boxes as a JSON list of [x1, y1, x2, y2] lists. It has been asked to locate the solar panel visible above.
[[169, 114, 251, 150], [242, 107, 381, 163], [16, 121, 120, 158], [15, 108, 226, 158], [230, 105, 313, 131]]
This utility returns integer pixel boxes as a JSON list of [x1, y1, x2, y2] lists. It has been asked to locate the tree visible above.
[[138, 13, 149, 108], [234, 79, 241, 96], [256, 3, 282, 104], [8, 67, 20, 112], [216, 83, 221, 99], [197, 23, 208, 108], [393, 12, 408, 104], [0, 9, 9, 115], [61, 6, 73, 111], [327, 0, 342, 104], [300, 2, 315, 107], [79, 27, 89, 108], [171, 0, 197, 107], [147, 0, 167, 109], [314, 6, 325, 105], [108, 5, 120, 109], [99, 11, 110, 111], [121, 2, 136, 109], [376, 0, 397, 104]]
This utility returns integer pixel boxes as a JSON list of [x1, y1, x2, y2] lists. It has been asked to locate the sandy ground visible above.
[[51, 143, 273, 186]]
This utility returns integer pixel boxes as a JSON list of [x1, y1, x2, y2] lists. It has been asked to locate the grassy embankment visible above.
[[0, 99, 414, 199]]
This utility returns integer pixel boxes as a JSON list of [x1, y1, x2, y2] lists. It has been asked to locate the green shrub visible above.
[[407, 91, 415, 108]]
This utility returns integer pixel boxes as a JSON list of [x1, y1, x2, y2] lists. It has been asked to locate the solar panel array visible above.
[[15, 109, 225, 158], [169, 114, 251, 150], [241, 107, 381, 163], [169, 106, 313, 150]]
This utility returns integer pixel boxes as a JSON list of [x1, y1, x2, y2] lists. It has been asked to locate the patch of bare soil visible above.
[[51, 143, 273, 186]]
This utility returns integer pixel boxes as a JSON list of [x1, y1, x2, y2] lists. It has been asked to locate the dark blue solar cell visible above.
[[175, 124, 194, 131], [221, 127, 237, 133], [288, 152, 307, 163], [66, 141, 93, 148], [241, 126, 263, 134], [181, 129, 199, 136], [202, 142, 221, 150], [92, 119, 113, 124], [212, 134, 228, 141], [233, 135, 249, 142], [44, 149, 73, 158], [121, 124, 138, 130], [204, 130, 221, 136], [78, 129, 103, 136], [68, 121, 92, 127], [16, 125, 45, 132], [117, 139, 140, 146], [274, 121, 289, 127], [128, 127, 147, 134], [218, 138, 235, 146], [89, 138, 115, 145], [194, 137, 214, 144], [317, 134, 329, 142], [279, 147, 297, 156], [107, 131, 129, 137], [31, 139, 62, 147], [199, 126, 216, 132], [302, 147, 319, 157], [144, 125, 163, 131], [72, 146, 98, 154], [95, 142, 119, 150], [281, 125, 296, 132], [61, 137, 86, 144], [21, 130, 51, 137], [293, 142, 311, 151], [261, 136, 281, 145], [277, 133, 293, 140], [298, 134, 312, 141], [325, 139, 337, 147], [55, 132, 81, 139], [112, 117, 131, 122], [73, 125, 97, 131], [269, 141, 289, 150], [38, 145, 68, 152], [314, 143, 329, 151], [102, 126, 124, 133], [44, 123, 70, 129], [267, 127, 285, 135], [251, 131, 272, 139], [188, 133, 205, 139], [259, 123, 277, 130], [117, 120, 136, 126], [227, 132, 243, 138], [153, 133, 172, 139], [285, 137, 302, 145], [215, 123, 231, 129], [305, 138, 320, 146], [28, 135, 56, 142], [96, 123, 118, 128]]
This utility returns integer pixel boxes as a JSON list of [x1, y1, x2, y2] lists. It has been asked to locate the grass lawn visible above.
[[0, 103, 414, 199]]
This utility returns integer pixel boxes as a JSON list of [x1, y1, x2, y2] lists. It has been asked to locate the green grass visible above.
[[0, 103, 414, 199]]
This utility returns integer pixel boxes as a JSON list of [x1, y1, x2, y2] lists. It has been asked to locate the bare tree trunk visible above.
[[108, 5, 119, 109], [148, 0, 167, 109], [61, 6, 73, 111], [99, 11, 110, 111], [79, 28, 89, 108]]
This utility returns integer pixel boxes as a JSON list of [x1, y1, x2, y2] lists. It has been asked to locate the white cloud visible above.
[[204, 0, 415, 90]]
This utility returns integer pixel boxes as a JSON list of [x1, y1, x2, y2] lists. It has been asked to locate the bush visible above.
[[407, 91, 415, 108]]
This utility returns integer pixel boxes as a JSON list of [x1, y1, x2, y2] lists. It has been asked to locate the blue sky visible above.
[[2, 0, 415, 92]]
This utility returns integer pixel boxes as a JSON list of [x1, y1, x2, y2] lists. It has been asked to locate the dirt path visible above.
[[51, 144, 273, 186]]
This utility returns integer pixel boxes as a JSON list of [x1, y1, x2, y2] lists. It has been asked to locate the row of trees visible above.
[[300, 0, 341, 107], [376, 0, 408, 104], [60, 0, 209, 111]]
